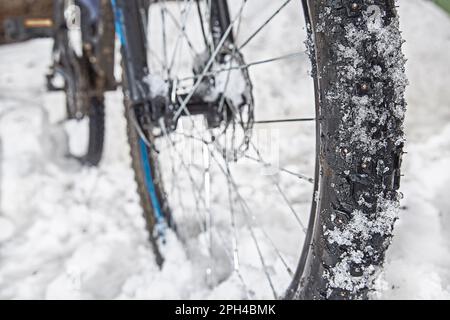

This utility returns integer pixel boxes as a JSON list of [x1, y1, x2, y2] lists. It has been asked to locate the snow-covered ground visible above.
[[0, 0, 449, 299]]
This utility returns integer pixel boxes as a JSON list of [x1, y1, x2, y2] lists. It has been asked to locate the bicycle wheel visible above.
[[50, 0, 105, 166], [124, 0, 406, 299]]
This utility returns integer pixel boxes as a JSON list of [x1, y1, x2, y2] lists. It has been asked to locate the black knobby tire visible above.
[[287, 0, 407, 299]]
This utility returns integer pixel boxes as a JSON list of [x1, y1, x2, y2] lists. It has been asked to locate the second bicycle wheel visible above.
[[124, 0, 406, 299], [51, 0, 105, 166]]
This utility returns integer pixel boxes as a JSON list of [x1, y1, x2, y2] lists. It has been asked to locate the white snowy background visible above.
[[0, 0, 449, 299]]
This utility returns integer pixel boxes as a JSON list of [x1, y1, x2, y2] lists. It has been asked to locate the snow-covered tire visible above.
[[286, 0, 407, 299]]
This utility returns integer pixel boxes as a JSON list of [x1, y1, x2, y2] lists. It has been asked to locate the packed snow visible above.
[[0, 0, 449, 299]]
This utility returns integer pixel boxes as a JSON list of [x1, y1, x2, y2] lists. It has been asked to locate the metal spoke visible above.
[[254, 117, 316, 125], [191, 129, 298, 296], [172, 131, 314, 184], [225, 162, 251, 298], [164, 1, 199, 73], [211, 152, 278, 299], [138, 0, 316, 298], [195, 0, 211, 53], [173, 0, 249, 121], [160, 1, 170, 77], [239, 0, 292, 50], [249, 142, 307, 231], [202, 142, 214, 262], [243, 155, 314, 184], [166, 125, 189, 222], [161, 121, 239, 272], [159, 119, 207, 214], [224, 158, 294, 280], [260, 228, 294, 278], [167, 112, 291, 296], [176, 51, 305, 82], [216, 4, 246, 118], [148, 47, 166, 71]]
